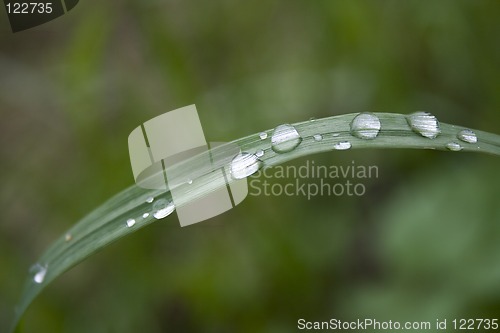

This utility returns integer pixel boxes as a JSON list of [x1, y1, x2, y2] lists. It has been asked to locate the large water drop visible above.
[[406, 112, 441, 139], [230, 152, 262, 179], [350, 113, 381, 139], [457, 129, 477, 144], [153, 199, 175, 219], [271, 124, 302, 153]]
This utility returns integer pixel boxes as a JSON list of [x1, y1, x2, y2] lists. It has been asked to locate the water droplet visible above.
[[446, 142, 463, 151], [146, 197, 154, 203], [65, 233, 72, 242], [332, 133, 340, 138], [187, 179, 193, 185], [153, 199, 175, 219], [31, 264, 47, 284], [271, 124, 302, 153], [142, 212, 150, 218], [255, 149, 264, 157], [313, 134, 323, 141], [333, 141, 352, 150], [457, 129, 477, 144], [406, 112, 441, 139], [230, 152, 263, 179], [350, 112, 381, 139], [259, 132, 268, 140], [309, 117, 316, 122], [126, 218, 136, 227]]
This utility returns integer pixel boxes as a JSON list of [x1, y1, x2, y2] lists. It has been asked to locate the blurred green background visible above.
[[1, 1, 500, 332]]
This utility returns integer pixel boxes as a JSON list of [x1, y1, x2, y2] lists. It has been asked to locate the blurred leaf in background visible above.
[[0, 0, 499, 332]]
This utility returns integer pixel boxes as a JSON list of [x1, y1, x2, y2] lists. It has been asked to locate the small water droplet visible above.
[[187, 179, 193, 185], [313, 134, 323, 141], [333, 141, 352, 150], [406, 112, 441, 139], [255, 149, 264, 157], [350, 112, 381, 139], [126, 218, 136, 227], [309, 117, 316, 122], [142, 212, 150, 218], [332, 133, 340, 138], [146, 197, 154, 203], [457, 129, 477, 144], [259, 132, 268, 140], [446, 142, 463, 151], [31, 264, 47, 284], [271, 124, 302, 153], [153, 199, 175, 219], [230, 152, 263, 179], [65, 233, 72, 242]]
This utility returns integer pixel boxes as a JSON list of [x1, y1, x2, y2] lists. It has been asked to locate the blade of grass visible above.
[[11, 112, 500, 331]]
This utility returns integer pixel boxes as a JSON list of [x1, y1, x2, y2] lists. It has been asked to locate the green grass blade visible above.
[[11, 112, 500, 331]]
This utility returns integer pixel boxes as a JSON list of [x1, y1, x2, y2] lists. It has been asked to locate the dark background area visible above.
[[1, 1, 499, 332]]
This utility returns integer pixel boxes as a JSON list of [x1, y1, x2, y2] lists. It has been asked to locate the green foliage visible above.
[[10, 112, 500, 331], [1, 1, 499, 332]]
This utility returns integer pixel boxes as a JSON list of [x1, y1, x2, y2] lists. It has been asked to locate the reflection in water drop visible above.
[[259, 132, 268, 140], [31, 264, 47, 284], [406, 112, 441, 139], [271, 124, 302, 153], [446, 142, 463, 151], [333, 141, 352, 150], [313, 134, 323, 141], [457, 129, 477, 144], [126, 218, 136, 227], [230, 152, 263, 179], [350, 113, 381, 139], [153, 199, 175, 219]]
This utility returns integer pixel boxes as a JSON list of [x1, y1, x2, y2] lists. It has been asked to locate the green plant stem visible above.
[[10, 112, 500, 332]]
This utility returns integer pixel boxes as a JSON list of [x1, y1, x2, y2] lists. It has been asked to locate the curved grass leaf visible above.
[[11, 112, 500, 331]]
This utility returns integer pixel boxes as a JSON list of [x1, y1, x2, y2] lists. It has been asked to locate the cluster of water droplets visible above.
[[28, 112, 483, 289], [125, 196, 175, 228], [445, 129, 477, 152], [405, 112, 479, 151]]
